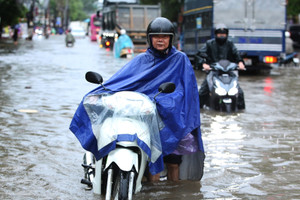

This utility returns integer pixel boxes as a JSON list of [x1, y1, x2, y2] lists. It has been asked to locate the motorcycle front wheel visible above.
[[225, 103, 231, 113], [112, 170, 131, 200]]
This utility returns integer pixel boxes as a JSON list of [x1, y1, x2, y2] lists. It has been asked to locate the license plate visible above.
[[243, 58, 252, 66], [223, 98, 232, 104]]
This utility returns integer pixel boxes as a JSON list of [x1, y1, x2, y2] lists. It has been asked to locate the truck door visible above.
[[213, 0, 285, 31], [246, 0, 285, 31]]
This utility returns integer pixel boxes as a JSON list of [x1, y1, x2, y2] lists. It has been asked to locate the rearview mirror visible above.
[[85, 71, 103, 84], [158, 82, 176, 93]]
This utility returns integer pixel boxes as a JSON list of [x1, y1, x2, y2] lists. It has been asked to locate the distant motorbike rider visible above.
[[113, 29, 134, 58], [65, 29, 75, 47], [197, 23, 246, 109]]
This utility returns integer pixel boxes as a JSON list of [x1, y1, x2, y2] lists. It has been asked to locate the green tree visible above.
[[140, 0, 183, 22], [287, 0, 300, 23], [69, 0, 86, 20], [0, 0, 27, 27], [50, 0, 97, 22], [287, 0, 300, 16]]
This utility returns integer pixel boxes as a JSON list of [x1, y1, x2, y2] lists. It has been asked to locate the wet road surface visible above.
[[1, 35, 300, 199]]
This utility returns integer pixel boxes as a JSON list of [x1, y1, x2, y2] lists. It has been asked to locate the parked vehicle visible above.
[[289, 24, 300, 46], [203, 60, 244, 113], [182, 0, 286, 71], [100, 0, 161, 52], [90, 12, 102, 41], [71, 26, 86, 38], [80, 71, 175, 199]]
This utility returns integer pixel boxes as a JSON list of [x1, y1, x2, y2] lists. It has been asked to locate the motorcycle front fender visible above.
[[104, 148, 139, 173]]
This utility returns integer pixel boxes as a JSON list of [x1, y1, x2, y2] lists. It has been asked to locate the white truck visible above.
[[182, 0, 287, 70], [100, 0, 161, 52]]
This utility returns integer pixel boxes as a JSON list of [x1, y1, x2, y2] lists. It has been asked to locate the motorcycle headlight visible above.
[[215, 80, 227, 96], [228, 81, 238, 96], [215, 88, 227, 96], [228, 87, 238, 96]]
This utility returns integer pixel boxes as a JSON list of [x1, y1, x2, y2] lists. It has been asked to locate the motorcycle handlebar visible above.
[[202, 64, 246, 72]]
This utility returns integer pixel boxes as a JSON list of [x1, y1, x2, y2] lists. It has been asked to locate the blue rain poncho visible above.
[[70, 46, 204, 174]]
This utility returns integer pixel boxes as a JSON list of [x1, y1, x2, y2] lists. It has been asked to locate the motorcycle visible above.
[[80, 71, 175, 200], [279, 52, 299, 66], [204, 59, 244, 113], [65, 32, 75, 47], [113, 33, 134, 59], [66, 41, 74, 47]]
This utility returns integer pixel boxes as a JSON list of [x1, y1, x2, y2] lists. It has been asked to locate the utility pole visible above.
[[64, 0, 69, 31], [26, 0, 36, 40]]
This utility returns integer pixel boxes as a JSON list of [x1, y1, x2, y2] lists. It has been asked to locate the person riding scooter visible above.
[[65, 29, 75, 47], [197, 23, 246, 109], [113, 29, 134, 58], [70, 17, 205, 183]]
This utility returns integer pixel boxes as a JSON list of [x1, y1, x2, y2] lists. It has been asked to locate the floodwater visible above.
[[1, 35, 300, 200]]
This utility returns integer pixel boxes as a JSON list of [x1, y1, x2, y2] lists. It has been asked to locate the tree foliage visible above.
[[0, 0, 27, 26], [287, 0, 300, 16], [50, 0, 97, 22], [140, 0, 183, 22]]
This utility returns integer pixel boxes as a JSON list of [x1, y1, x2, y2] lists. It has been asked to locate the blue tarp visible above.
[[70, 46, 204, 174]]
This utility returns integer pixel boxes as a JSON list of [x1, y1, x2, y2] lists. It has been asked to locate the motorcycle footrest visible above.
[[82, 163, 95, 170], [81, 178, 92, 187]]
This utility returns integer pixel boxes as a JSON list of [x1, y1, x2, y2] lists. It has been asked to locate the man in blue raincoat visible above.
[[70, 17, 205, 181]]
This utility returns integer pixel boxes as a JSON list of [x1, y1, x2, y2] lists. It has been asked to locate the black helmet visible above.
[[215, 23, 229, 35], [146, 17, 175, 48], [215, 23, 228, 45]]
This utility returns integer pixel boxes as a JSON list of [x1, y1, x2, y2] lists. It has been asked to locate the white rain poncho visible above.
[[83, 91, 163, 164]]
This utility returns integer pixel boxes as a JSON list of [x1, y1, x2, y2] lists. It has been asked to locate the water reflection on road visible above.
[[1, 35, 300, 199]]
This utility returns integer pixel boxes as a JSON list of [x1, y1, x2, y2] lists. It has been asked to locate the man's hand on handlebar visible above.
[[202, 63, 211, 71], [238, 61, 246, 70]]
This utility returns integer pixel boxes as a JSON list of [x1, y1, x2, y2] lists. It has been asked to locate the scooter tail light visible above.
[[105, 41, 110, 47]]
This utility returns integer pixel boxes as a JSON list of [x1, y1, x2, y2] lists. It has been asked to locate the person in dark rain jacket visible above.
[[197, 23, 246, 109]]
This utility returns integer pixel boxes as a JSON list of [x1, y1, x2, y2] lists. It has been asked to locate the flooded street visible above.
[[1, 35, 300, 199]]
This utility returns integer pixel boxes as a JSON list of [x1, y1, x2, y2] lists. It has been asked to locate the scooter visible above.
[[279, 52, 299, 66], [113, 33, 134, 59], [80, 71, 175, 200], [66, 41, 74, 47], [119, 47, 134, 59], [205, 59, 244, 113]]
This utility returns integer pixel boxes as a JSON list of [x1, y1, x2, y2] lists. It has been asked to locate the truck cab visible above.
[[100, 0, 161, 52]]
